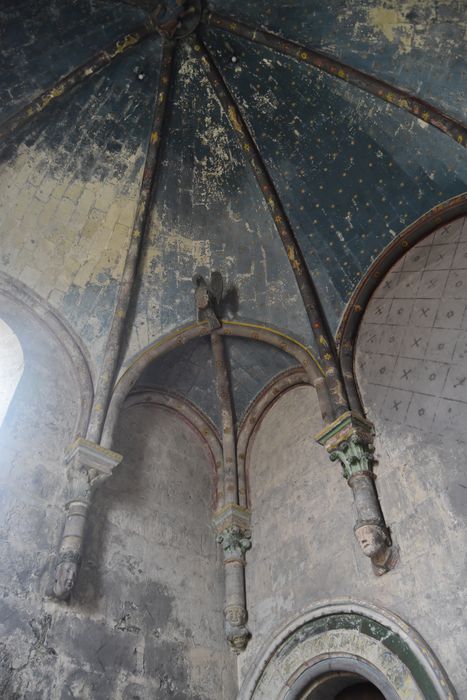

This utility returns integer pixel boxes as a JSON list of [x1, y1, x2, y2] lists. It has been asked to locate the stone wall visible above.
[[0, 296, 81, 698], [240, 382, 466, 696], [0, 298, 236, 697], [79, 402, 236, 698]]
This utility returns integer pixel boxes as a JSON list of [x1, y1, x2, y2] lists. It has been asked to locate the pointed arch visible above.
[[123, 387, 223, 509], [236, 366, 311, 508], [101, 320, 323, 449], [337, 194, 467, 412]]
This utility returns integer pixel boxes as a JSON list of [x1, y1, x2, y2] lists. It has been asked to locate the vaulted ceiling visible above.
[[0, 0, 465, 425]]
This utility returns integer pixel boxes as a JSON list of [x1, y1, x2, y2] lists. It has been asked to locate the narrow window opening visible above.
[[0, 318, 24, 428]]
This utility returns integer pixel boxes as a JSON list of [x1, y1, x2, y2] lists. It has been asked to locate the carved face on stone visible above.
[[225, 605, 246, 627], [226, 624, 250, 654], [53, 560, 78, 599], [354, 523, 387, 558]]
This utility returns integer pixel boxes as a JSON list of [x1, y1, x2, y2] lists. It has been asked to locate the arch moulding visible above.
[[101, 319, 324, 449], [237, 366, 311, 509], [239, 599, 457, 700], [122, 387, 223, 510], [337, 194, 467, 412], [0, 270, 94, 437]]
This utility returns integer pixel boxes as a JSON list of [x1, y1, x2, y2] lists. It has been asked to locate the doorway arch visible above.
[[239, 600, 456, 700]]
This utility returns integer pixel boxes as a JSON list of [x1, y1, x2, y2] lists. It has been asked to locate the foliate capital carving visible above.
[[315, 411, 375, 479], [217, 525, 252, 560], [214, 504, 251, 559], [329, 433, 375, 479], [64, 438, 122, 496]]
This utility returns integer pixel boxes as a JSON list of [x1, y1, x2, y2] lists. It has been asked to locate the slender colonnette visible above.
[[52, 41, 175, 601], [0, 18, 159, 141], [193, 272, 254, 654], [192, 33, 398, 575], [190, 34, 348, 420], [206, 12, 467, 148]]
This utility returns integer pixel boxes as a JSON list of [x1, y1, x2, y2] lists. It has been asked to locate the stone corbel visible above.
[[52, 438, 122, 601], [315, 411, 398, 576], [213, 504, 252, 653]]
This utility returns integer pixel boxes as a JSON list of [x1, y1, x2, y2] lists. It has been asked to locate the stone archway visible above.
[[0, 270, 93, 437], [239, 600, 456, 700], [337, 195, 467, 413], [101, 320, 324, 449]]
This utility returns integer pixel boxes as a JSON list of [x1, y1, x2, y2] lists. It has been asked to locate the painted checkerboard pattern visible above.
[[356, 216, 467, 440]]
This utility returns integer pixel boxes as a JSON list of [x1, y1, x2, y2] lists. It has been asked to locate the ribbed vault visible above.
[[0, 0, 465, 428]]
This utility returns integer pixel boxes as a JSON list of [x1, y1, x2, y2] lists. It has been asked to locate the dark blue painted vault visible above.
[[0, 0, 465, 424], [203, 26, 467, 329], [137, 336, 299, 430], [208, 0, 467, 123]]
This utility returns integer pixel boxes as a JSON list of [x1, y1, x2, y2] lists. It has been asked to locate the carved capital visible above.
[[213, 506, 251, 651], [329, 433, 375, 479], [217, 525, 251, 560], [315, 411, 375, 479], [214, 505, 251, 560], [53, 440, 122, 601], [56, 549, 82, 565], [64, 438, 122, 497]]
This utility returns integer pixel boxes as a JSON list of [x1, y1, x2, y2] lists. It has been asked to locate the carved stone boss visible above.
[[52, 438, 122, 600], [316, 411, 398, 575]]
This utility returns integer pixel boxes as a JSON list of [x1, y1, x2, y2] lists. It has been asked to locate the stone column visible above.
[[316, 411, 398, 575], [53, 438, 122, 600], [210, 332, 238, 504], [213, 504, 251, 653]]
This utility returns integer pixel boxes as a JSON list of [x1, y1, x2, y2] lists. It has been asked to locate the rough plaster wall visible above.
[[0, 338, 237, 698], [0, 300, 82, 698], [75, 403, 237, 699], [240, 384, 466, 697], [0, 297, 236, 697]]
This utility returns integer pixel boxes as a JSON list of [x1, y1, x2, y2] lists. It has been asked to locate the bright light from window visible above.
[[0, 318, 23, 427]]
